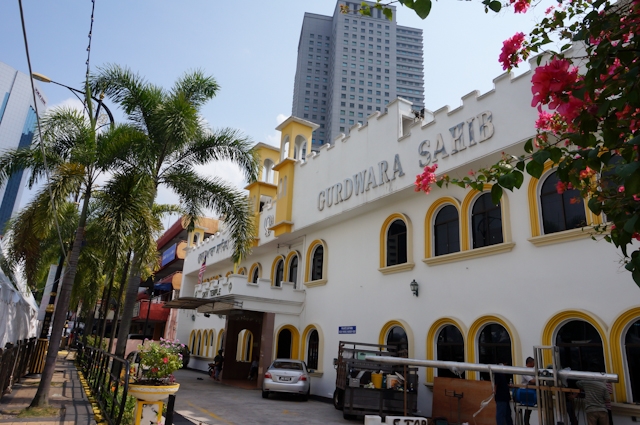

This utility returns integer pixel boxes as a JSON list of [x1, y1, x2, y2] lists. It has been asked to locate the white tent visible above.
[[0, 265, 38, 348]]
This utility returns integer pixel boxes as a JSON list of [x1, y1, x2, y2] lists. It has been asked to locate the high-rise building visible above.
[[0, 62, 47, 234], [292, 1, 424, 148]]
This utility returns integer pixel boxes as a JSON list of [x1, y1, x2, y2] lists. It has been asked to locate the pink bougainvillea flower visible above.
[[633, 194, 640, 201], [569, 197, 581, 204], [619, 186, 626, 193], [163, 357, 169, 364], [531, 58, 579, 108], [414, 164, 438, 195], [499, 32, 526, 70], [535, 111, 554, 130], [556, 181, 567, 194], [511, 0, 531, 13]]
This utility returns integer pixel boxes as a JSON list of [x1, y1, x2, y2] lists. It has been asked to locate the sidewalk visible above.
[[0, 350, 95, 425]]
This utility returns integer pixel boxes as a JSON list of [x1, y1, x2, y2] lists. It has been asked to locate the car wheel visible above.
[[333, 389, 344, 410], [262, 390, 269, 399], [302, 388, 310, 401]]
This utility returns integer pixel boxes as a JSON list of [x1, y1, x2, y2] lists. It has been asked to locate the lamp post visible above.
[[31, 72, 114, 128]]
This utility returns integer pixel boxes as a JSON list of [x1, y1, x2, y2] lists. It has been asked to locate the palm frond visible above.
[[171, 69, 219, 109]]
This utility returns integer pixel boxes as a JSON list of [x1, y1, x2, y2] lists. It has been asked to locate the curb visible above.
[[76, 367, 106, 425]]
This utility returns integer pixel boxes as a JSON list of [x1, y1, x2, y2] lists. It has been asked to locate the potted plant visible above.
[[128, 338, 184, 402]]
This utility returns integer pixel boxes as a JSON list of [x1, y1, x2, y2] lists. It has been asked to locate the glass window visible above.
[[251, 266, 259, 283], [386, 326, 409, 358], [625, 319, 640, 402], [386, 219, 407, 266], [289, 255, 298, 288], [311, 245, 324, 281], [307, 330, 319, 370], [478, 324, 512, 380], [274, 258, 284, 287], [556, 320, 605, 372], [435, 205, 460, 256], [540, 171, 586, 234], [437, 325, 465, 379], [472, 193, 503, 248]]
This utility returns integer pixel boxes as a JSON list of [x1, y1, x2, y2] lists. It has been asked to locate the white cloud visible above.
[[276, 113, 287, 125], [45, 97, 86, 113]]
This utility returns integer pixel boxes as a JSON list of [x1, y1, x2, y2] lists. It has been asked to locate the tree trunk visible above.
[[98, 273, 115, 350], [108, 249, 131, 354], [113, 253, 142, 360], [30, 191, 91, 407]]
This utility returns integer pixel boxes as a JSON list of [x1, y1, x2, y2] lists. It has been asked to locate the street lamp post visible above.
[[31, 72, 114, 128]]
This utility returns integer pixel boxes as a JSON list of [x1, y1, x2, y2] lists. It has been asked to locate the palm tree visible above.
[[91, 65, 259, 359], [0, 103, 137, 407]]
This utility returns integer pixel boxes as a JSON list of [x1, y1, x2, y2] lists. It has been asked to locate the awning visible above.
[[163, 297, 212, 310]]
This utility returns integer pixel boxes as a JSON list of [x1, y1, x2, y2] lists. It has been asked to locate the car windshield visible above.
[[272, 361, 303, 370]]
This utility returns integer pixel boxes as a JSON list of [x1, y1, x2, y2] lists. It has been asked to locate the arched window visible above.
[[625, 319, 640, 402], [437, 325, 465, 378], [556, 320, 605, 372], [236, 329, 253, 362], [478, 324, 512, 380], [209, 330, 215, 358], [540, 171, 586, 234], [238, 267, 246, 276], [434, 205, 460, 256], [282, 136, 290, 160], [288, 254, 299, 288], [217, 330, 225, 353], [202, 331, 209, 357], [295, 135, 307, 161], [472, 193, 503, 248], [189, 330, 196, 354], [386, 219, 408, 266], [277, 328, 293, 359], [307, 330, 319, 370], [263, 159, 275, 184], [193, 233, 199, 245], [196, 331, 202, 357], [273, 258, 284, 287], [249, 263, 261, 283], [386, 326, 409, 358], [311, 245, 324, 281]]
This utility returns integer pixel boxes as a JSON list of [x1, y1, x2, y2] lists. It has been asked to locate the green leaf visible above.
[[512, 170, 524, 189], [383, 7, 393, 20], [588, 197, 602, 216], [628, 135, 640, 145], [532, 150, 551, 164], [524, 139, 534, 154], [491, 184, 503, 205], [618, 162, 640, 179], [489, 0, 502, 12], [623, 215, 638, 234], [412, 0, 432, 19], [549, 147, 562, 164], [526, 160, 544, 179], [625, 170, 640, 195], [516, 160, 525, 172], [498, 173, 515, 191]]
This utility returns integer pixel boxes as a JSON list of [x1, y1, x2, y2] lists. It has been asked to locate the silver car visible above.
[[262, 359, 311, 401]]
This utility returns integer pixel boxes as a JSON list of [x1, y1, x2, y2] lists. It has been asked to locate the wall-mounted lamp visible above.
[[410, 279, 419, 297]]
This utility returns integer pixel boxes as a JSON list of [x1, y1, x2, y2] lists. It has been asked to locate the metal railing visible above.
[[0, 337, 36, 397], [77, 344, 130, 425]]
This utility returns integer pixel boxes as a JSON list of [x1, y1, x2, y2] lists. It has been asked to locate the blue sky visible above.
[[1, 0, 550, 223]]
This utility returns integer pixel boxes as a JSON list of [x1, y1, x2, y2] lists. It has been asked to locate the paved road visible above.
[[172, 368, 355, 425]]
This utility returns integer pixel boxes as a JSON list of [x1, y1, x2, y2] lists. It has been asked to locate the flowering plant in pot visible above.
[[132, 338, 184, 385]]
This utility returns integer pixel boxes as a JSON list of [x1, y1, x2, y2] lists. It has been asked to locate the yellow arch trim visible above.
[[225, 271, 233, 277], [206, 329, 216, 358], [217, 329, 225, 353], [461, 185, 511, 251], [237, 267, 247, 276], [610, 306, 640, 403], [378, 319, 415, 358], [426, 317, 467, 383], [424, 197, 461, 259], [528, 164, 599, 237], [270, 255, 285, 286], [468, 315, 521, 380], [284, 251, 301, 282], [274, 324, 300, 359], [541, 310, 611, 374], [305, 239, 328, 283], [247, 263, 262, 283], [188, 330, 196, 354], [196, 330, 203, 356], [240, 330, 254, 362], [379, 213, 413, 268], [301, 324, 325, 372], [203, 331, 209, 357]]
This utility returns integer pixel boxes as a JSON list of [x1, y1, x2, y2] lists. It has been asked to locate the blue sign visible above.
[[339, 326, 356, 334], [161, 243, 177, 267]]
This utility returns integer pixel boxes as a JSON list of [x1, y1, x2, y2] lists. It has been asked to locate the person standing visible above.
[[494, 367, 514, 425], [520, 357, 536, 425], [576, 379, 610, 425], [213, 350, 224, 381]]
